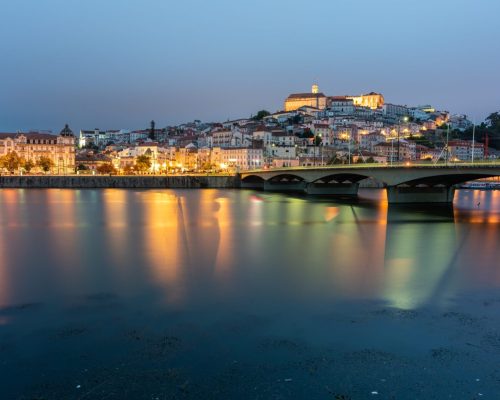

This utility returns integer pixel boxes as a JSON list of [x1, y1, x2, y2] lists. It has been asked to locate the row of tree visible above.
[[457, 111, 500, 149], [0, 151, 54, 173], [78, 154, 153, 175]]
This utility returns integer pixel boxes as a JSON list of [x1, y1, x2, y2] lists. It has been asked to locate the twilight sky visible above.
[[1, 0, 499, 132]]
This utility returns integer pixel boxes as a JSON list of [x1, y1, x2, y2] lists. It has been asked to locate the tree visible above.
[[96, 163, 116, 175], [134, 155, 151, 173], [252, 110, 271, 121], [0, 151, 22, 173], [123, 164, 134, 175], [366, 156, 375, 163], [22, 159, 35, 173], [77, 164, 88, 171], [486, 111, 500, 131], [84, 142, 98, 151], [314, 135, 322, 146], [37, 156, 54, 173], [301, 128, 314, 138]]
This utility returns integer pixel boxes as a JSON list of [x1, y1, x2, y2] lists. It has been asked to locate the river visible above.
[[0, 188, 499, 399]]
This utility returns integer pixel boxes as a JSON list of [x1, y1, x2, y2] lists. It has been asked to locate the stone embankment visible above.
[[0, 175, 240, 189]]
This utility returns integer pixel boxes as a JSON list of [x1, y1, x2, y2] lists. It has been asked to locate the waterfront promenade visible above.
[[1, 162, 499, 203], [0, 174, 238, 189]]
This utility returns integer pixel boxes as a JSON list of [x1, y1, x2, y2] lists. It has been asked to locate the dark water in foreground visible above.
[[0, 188, 499, 399]]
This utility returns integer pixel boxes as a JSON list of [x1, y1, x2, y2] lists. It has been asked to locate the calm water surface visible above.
[[1, 188, 499, 399]]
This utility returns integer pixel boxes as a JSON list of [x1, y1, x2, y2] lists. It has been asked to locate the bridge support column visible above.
[[241, 180, 265, 190], [264, 181, 307, 193], [386, 186, 455, 204], [305, 182, 359, 197]]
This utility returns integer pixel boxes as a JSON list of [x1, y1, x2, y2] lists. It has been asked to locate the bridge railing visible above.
[[244, 160, 500, 173]]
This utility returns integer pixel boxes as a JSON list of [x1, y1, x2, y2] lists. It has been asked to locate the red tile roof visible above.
[[287, 92, 326, 99]]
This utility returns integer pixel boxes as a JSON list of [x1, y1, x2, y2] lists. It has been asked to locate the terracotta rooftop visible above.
[[287, 92, 326, 99]]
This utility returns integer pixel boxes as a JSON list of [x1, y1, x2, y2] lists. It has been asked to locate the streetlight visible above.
[[397, 116, 409, 164], [318, 133, 322, 166], [390, 136, 394, 167], [471, 119, 476, 165], [348, 131, 351, 165]]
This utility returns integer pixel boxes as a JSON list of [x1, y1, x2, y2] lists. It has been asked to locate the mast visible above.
[[445, 123, 450, 165], [471, 121, 475, 164]]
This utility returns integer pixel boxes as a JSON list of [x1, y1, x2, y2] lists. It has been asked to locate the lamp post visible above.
[[471, 120, 475, 165], [318, 133, 322, 166], [397, 116, 409, 164], [348, 131, 351, 165], [390, 137, 394, 166]]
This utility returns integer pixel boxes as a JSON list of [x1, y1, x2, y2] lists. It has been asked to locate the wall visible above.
[[0, 175, 240, 189]]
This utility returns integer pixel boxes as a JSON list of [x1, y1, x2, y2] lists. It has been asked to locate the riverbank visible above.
[[0, 175, 240, 189]]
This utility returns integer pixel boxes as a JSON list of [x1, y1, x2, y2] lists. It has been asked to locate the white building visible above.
[[211, 147, 264, 171], [448, 140, 484, 161], [328, 97, 354, 115], [383, 103, 409, 118]]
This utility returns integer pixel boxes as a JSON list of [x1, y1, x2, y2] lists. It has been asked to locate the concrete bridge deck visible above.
[[240, 162, 500, 203]]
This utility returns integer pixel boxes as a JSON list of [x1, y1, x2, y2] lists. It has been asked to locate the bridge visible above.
[[240, 162, 500, 203]]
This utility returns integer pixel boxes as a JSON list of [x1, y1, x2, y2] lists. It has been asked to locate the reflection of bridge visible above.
[[240, 163, 500, 203]]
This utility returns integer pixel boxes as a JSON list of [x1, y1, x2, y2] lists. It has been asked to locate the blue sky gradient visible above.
[[1, 0, 499, 131]]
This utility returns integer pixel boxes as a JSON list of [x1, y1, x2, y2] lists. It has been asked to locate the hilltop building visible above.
[[285, 84, 328, 111], [347, 92, 385, 110]]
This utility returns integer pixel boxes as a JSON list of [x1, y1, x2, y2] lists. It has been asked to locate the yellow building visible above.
[[347, 92, 384, 109], [0, 124, 76, 174], [285, 84, 327, 111]]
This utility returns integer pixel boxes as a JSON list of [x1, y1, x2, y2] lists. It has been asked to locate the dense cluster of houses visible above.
[[75, 85, 494, 174], [1, 86, 493, 175]]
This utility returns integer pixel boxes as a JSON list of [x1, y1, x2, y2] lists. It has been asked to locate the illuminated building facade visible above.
[[211, 147, 263, 170], [285, 85, 327, 111], [347, 92, 385, 110], [448, 140, 484, 161], [0, 125, 76, 174]]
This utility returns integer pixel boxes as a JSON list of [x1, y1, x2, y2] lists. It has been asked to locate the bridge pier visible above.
[[305, 182, 359, 197], [240, 180, 264, 190], [386, 186, 455, 204], [264, 180, 307, 193]]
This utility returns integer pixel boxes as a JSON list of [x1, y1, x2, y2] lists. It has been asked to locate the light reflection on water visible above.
[[1, 188, 500, 398], [0, 189, 499, 311]]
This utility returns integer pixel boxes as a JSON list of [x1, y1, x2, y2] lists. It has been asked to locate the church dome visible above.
[[60, 123, 74, 137]]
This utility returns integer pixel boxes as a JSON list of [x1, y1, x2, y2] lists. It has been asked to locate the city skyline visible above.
[[1, 0, 499, 132]]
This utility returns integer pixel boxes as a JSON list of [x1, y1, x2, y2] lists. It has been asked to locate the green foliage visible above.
[[37, 156, 54, 173], [366, 156, 375, 163], [411, 136, 435, 148], [134, 154, 151, 173], [84, 142, 99, 150], [300, 128, 314, 138], [23, 159, 35, 173], [486, 111, 500, 130], [252, 110, 271, 120], [77, 164, 88, 171], [314, 135, 322, 146], [0, 151, 22, 173]]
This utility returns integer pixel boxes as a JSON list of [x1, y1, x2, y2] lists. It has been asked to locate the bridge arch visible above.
[[241, 174, 265, 183], [240, 165, 500, 202], [267, 173, 306, 183], [391, 173, 498, 187], [311, 173, 371, 184]]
